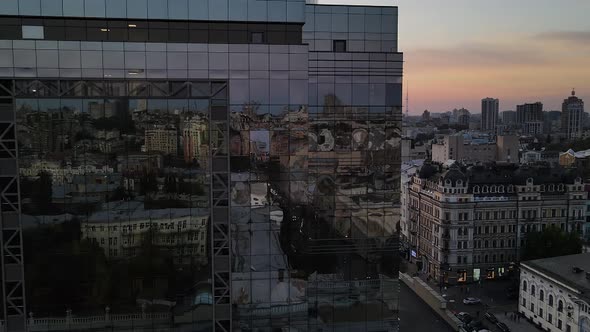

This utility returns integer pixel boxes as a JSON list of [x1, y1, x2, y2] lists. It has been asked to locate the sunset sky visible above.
[[317, 0, 590, 114]]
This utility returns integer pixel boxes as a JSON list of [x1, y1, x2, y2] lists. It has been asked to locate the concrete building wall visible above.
[[496, 135, 519, 163]]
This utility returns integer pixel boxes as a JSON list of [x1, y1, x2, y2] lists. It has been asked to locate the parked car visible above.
[[484, 312, 498, 324], [456, 312, 473, 323], [463, 297, 482, 305], [466, 320, 485, 331], [496, 322, 511, 332]]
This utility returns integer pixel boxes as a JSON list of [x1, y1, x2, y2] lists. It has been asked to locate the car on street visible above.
[[456, 312, 473, 323], [463, 297, 482, 305], [466, 320, 485, 331], [484, 312, 498, 324], [496, 322, 511, 332]]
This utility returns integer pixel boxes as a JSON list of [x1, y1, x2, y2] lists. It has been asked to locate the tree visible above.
[[521, 225, 582, 261]]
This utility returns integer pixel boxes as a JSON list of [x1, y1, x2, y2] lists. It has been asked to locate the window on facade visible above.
[[539, 289, 544, 301], [531, 284, 535, 296], [558, 319, 562, 329], [333, 40, 347, 52], [22, 25, 44, 39], [251, 32, 265, 44], [522, 280, 527, 291], [558, 300, 564, 312]]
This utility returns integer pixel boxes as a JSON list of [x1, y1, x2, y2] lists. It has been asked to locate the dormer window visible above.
[[482, 186, 488, 193]]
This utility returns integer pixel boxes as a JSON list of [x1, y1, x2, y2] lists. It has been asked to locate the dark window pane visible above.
[[168, 29, 188, 42], [149, 28, 168, 42], [251, 32, 265, 44], [333, 40, 347, 52], [65, 27, 86, 40], [229, 30, 248, 44], [189, 30, 208, 43], [86, 28, 109, 41], [0, 17, 21, 26], [108, 28, 128, 41], [0, 26, 20, 39], [209, 30, 228, 43], [44, 26, 65, 40], [128, 28, 148, 41], [286, 31, 301, 44], [267, 31, 285, 44]]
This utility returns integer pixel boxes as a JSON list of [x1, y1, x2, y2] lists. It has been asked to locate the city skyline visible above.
[[322, 0, 590, 114]]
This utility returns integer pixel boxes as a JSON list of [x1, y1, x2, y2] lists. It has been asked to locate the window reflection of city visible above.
[[229, 95, 401, 329], [17, 81, 218, 329]]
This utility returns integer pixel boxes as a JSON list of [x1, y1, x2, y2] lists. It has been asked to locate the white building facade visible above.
[[520, 253, 590, 332]]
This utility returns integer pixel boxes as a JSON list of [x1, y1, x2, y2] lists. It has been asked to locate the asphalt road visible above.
[[399, 283, 455, 332]]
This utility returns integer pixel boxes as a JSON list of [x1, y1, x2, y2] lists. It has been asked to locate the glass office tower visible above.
[[0, 1, 402, 331]]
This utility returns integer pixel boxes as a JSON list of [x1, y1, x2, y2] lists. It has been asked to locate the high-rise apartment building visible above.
[[501, 110, 516, 126], [561, 90, 585, 140], [517, 102, 544, 124], [0, 1, 403, 331], [517, 102, 544, 135], [404, 162, 586, 284], [481, 98, 499, 131]]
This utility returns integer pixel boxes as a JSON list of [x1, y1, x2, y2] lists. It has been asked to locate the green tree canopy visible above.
[[521, 225, 582, 261]]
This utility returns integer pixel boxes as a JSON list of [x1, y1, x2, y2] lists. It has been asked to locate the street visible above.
[[441, 279, 538, 332], [400, 258, 540, 332], [400, 283, 454, 332]]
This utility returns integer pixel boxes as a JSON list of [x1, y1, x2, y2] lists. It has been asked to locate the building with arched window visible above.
[[404, 161, 587, 284], [520, 253, 590, 332]]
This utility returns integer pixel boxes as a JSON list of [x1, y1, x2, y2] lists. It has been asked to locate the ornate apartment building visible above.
[[403, 162, 586, 284]]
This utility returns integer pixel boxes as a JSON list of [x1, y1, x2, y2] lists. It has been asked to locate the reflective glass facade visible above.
[[0, 1, 402, 332]]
